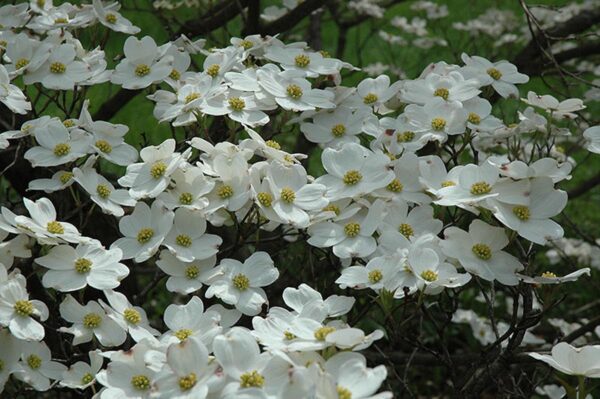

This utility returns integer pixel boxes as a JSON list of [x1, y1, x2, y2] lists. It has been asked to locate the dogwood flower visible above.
[[101, 290, 159, 342], [0, 273, 48, 341], [519, 268, 591, 285], [353, 74, 402, 109], [111, 200, 174, 262], [379, 203, 443, 240], [23, 43, 92, 90], [12, 341, 66, 391], [528, 342, 600, 378], [36, 242, 128, 292], [440, 219, 523, 285], [73, 166, 136, 217], [59, 350, 103, 390], [0, 231, 31, 268], [202, 90, 270, 127], [157, 167, 213, 211], [405, 97, 467, 137], [460, 54, 529, 98], [401, 70, 480, 104], [205, 252, 279, 316], [434, 162, 499, 207], [92, 0, 140, 34], [0, 329, 21, 391], [583, 126, 600, 154], [28, 170, 76, 193], [523, 91, 585, 120], [156, 250, 216, 294], [111, 36, 174, 89], [59, 295, 126, 346], [24, 119, 90, 167], [0, 65, 31, 114], [162, 208, 222, 262]]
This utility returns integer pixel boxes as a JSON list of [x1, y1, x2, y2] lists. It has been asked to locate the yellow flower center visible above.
[[512, 205, 530, 221], [433, 87, 449, 100], [169, 69, 180, 80], [175, 234, 193, 247], [386, 179, 403, 192], [179, 192, 193, 205], [265, 139, 281, 150], [284, 330, 296, 340], [150, 162, 167, 179], [124, 308, 141, 325], [135, 64, 151, 77], [232, 273, 250, 291], [47, 221, 65, 234], [331, 124, 346, 138], [487, 67, 502, 80], [314, 326, 336, 341], [81, 372, 94, 385], [49, 62, 66, 74], [95, 139, 112, 153], [175, 328, 193, 341], [178, 372, 197, 391], [218, 184, 234, 199], [468, 113, 481, 125], [421, 270, 438, 282], [53, 143, 71, 157], [228, 97, 246, 111], [185, 265, 199, 279], [397, 131, 415, 142], [294, 54, 310, 68], [184, 92, 200, 104], [368, 269, 383, 283], [131, 375, 151, 391], [15, 58, 29, 70], [14, 300, 34, 317], [280, 187, 296, 203], [344, 222, 361, 237], [470, 181, 491, 195], [441, 180, 456, 188], [83, 313, 102, 329], [286, 84, 303, 99], [337, 386, 352, 399], [472, 243, 492, 260], [363, 93, 378, 105], [137, 228, 155, 244], [399, 223, 413, 237], [342, 170, 362, 185], [431, 117, 446, 131], [105, 13, 117, 24], [59, 171, 73, 184], [257, 192, 273, 207], [27, 354, 42, 370], [54, 17, 68, 24], [74, 257, 92, 273], [63, 120, 75, 128], [206, 64, 220, 77], [323, 204, 340, 216], [240, 40, 253, 49], [240, 370, 265, 388], [541, 271, 557, 278], [96, 184, 111, 199]]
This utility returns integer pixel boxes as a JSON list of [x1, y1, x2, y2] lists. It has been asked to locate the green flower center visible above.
[[53, 143, 71, 157], [169, 69, 180, 80], [83, 313, 102, 329], [512, 205, 530, 221], [14, 300, 34, 317], [331, 124, 346, 137], [470, 181, 492, 195], [232, 273, 250, 291], [63, 120, 75, 128], [59, 171, 73, 184], [472, 243, 492, 260], [487, 67, 502, 80], [206, 64, 220, 77], [105, 13, 117, 23], [294, 54, 310, 68], [314, 326, 336, 341], [184, 92, 200, 104], [265, 140, 281, 150], [344, 222, 361, 238], [175, 234, 193, 247], [433, 87, 449, 100], [386, 179, 403, 192], [399, 223, 414, 237], [179, 192, 193, 205], [280, 187, 296, 203], [286, 84, 303, 99], [54, 17, 68, 24], [397, 131, 415, 142], [343, 170, 362, 185], [96, 184, 111, 199], [174, 328, 193, 341], [228, 97, 246, 111], [178, 372, 197, 391], [50, 62, 66, 74], [421, 270, 438, 282], [337, 386, 352, 399], [240, 370, 265, 388], [541, 271, 557, 278], [441, 180, 455, 188], [363, 93, 378, 105], [185, 265, 199, 279], [240, 40, 253, 49], [95, 139, 112, 153], [368, 269, 383, 283], [218, 184, 234, 199], [137, 228, 154, 244], [150, 162, 167, 179], [74, 257, 92, 273], [431, 117, 446, 131], [468, 112, 481, 125], [81, 372, 94, 385], [131, 375, 151, 391], [257, 192, 273, 207], [47, 221, 65, 234], [284, 330, 296, 340], [323, 204, 340, 216], [124, 308, 142, 325], [15, 58, 29, 69], [27, 354, 42, 369], [135, 64, 151, 77]]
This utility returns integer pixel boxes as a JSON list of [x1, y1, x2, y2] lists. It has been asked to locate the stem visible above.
[[578, 375, 586, 399]]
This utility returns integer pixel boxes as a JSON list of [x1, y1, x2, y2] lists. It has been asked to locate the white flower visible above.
[[157, 167, 214, 211], [308, 200, 384, 259], [528, 342, 600, 378], [522, 91, 585, 120], [0, 329, 21, 391], [264, 47, 342, 77], [0, 273, 48, 341], [300, 106, 365, 148], [28, 170, 76, 193], [24, 119, 90, 167], [162, 208, 222, 262], [583, 126, 600, 154], [92, 0, 140, 34], [401, 71, 480, 105], [156, 250, 216, 294], [0, 231, 31, 268], [0, 65, 31, 114], [441, 219, 523, 285], [379, 202, 442, 240], [202, 89, 270, 127], [460, 54, 529, 98], [12, 341, 66, 391], [111, 36, 174, 89], [353, 74, 402, 109], [59, 350, 103, 389], [373, 152, 430, 203], [205, 252, 279, 316], [111, 200, 174, 262], [118, 139, 189, 199], [23, 43, 92, 90], [490, 177, 567, 245], [315, 143, 394, 201], [518, 268, 591, 285], [36, 242, 128, 292], [59, 295, 126, 346], [434, 162, 499, 207], [101, 290, 159, 342], [73, 166, 136, 217], [405, 97, 467, 137]]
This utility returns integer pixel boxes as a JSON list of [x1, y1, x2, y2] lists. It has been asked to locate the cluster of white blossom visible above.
[[0, 0, 599, 397]]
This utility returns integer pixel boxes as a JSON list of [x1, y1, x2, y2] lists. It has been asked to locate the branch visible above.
[[567, 171, 600, 199], [259, 0, 324, 36], [183, 0, 251, 35]]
